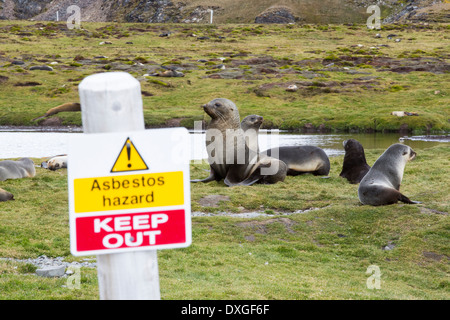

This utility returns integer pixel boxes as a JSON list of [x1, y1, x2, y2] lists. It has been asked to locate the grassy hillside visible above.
[[0, 21, 448, 133]]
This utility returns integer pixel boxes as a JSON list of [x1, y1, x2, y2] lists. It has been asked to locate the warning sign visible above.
[[68, 128, 191, 256], [111, 138, 148, 173], [73, 171, 184, 213]]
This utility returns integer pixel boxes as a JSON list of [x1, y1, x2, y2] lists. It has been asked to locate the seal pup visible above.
[[339, 139, 371, 184], [240, 114, 264, 153], [358, 144, 420, 206], [241, 115, 330, 176], [192, 99, 286, 186], [32, 102, 81, 121], [46, 155, 68, 171], [0, 158, 36, 181], [0, 187, 14, 202]]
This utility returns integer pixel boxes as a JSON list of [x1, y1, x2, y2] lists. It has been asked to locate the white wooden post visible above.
[[210, 9, 213, 24], [78, 72, 160, 300], [56, 10, 59, 22]]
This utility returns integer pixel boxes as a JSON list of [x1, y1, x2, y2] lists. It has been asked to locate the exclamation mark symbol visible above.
[[126, 141, 132, 168]]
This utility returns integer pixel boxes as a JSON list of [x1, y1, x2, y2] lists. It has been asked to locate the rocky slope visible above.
[[0, 0, 448, 23]]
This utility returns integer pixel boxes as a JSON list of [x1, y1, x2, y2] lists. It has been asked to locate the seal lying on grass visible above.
[[358, 144, 420, 206], [0, 158, 35, 181], [32, 102, 81, 121], [241, 114, 330, 176], [0, 187, 14, 202], [41, 155, 68, 171]]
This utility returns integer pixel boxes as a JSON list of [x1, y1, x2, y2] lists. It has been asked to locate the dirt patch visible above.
[[237, 217, 297, 235], [0, 75, 8, 83], [327, 55, 449, 74], [423, 251, 449, 262], [14, 81, 42, 87], [254, 78, 381, 97], [198, 195, 231, 208], [39, 117, 63, 127]]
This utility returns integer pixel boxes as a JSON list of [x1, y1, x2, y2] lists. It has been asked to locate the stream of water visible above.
[[0, 128, 447, 160]]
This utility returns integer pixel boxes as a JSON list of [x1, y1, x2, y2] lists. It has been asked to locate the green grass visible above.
[[0, 21, 448, 132], [0, 144, 448, 299]]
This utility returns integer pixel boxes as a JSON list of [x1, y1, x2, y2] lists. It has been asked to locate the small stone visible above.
[[29, 65, 53, 71], [286, 84, 298, 92], [36, 265, 66, 277]]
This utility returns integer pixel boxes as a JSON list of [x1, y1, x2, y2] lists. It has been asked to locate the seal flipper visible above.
[[398, 193, 421, 204], [224, 172, 261, 187]]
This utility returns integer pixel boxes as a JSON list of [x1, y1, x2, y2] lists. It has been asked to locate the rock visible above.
[[36, 265, 66, 277], [286, 84, 298, 92], [255, 5, 297, 24], [29, 65, 53, 71], [382, 243, 396, 251], [159, 32, 172, 37]]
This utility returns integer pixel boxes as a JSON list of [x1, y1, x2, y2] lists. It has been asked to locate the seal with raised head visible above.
[[0, 158, 36, 181], [191, 98, 241, 183], [241, 115, 330, 176], [340, 139, 371, 184], [32, 102, 81, 121], [0, 187, 14, 202], [358, 144, 420, 206], [192, 100, 286, 186]]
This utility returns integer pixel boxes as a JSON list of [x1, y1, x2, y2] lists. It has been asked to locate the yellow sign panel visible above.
[[111, 138, 148, 173], [73, 171, 184, 213]]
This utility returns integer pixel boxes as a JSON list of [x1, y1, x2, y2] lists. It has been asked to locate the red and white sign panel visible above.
[[75, 210, 187, 253], [68, 128, 191, 256]]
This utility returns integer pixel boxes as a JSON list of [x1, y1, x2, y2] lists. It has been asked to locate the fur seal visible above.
[[0, 158, 36, 181], [192, 99, 286, 186], [32, 102, 81, 121], [240, 114, 263, 153], [339, 139, 371, 184], [241, 115, 330, 176], [265, 146, 330, 176], [358, 144, 420, 206], [0, 187, 14, 202], [46, 155, 68, 171]]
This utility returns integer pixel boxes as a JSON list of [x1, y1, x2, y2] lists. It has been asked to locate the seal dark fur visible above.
[[0, 187, 14, 202], [339, 139, 371, 184]]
